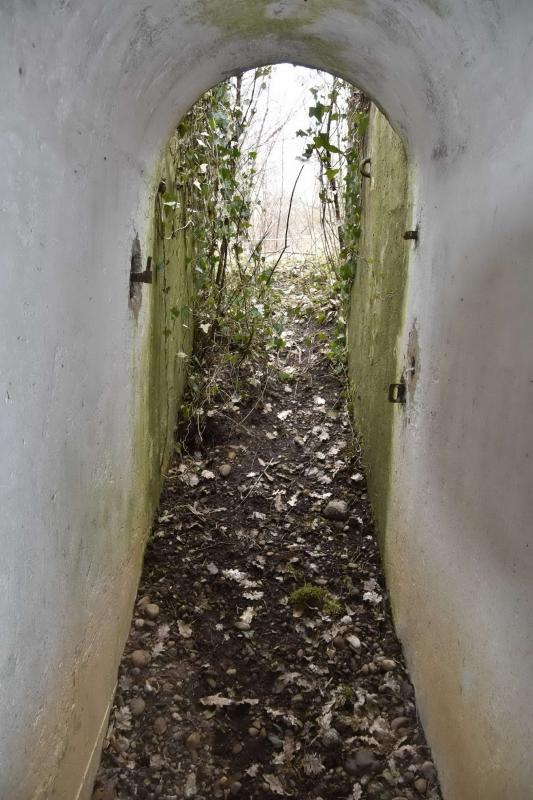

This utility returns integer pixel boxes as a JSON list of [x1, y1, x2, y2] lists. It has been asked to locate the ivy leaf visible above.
[[313, 133, 341, 154], [309, 102, 327, 121], [325, 168, 339, 182]]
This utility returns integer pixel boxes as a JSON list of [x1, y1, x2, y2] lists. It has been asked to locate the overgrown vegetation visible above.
[[296, 77, 370, 370], [160, 68, 369, 444]]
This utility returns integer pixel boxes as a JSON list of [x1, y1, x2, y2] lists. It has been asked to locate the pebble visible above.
[[380, 658, 397, 672], [186, 732, 202, 749], [232, 742, 243, 754], [323, 499, 349, 521], [332, 635, 345, 650], [229, 782, 242, 795], [344, 748, 378, 776], [130, 697, 146, 716], [153, 716, 167, 735], [321, 728, 343, 749], [145, 603, 160, 619], [346, 634, 362, 652], [130, 649, 151, 668], [391, 716, 411, 731], [184, 772, 197, 798], [219, 463, 232, 477], [420, 761, 437, 781], [414, 777, 428, 794], [268, 734, 283, 750], [234, 621, 251, 631]]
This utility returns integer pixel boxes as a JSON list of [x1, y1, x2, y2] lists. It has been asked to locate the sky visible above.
[[246, 64, 333, 255]]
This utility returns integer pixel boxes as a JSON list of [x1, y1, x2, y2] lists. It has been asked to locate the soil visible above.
[[93, 303, 443, 800]]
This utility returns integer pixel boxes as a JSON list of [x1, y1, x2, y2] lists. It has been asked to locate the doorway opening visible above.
[[93, 65, 436, 800]]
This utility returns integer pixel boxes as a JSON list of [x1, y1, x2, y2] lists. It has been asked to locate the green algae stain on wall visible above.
[[189, 0, 367, 75], [347, 105, 410, 539], [130, 144, 194, 548]]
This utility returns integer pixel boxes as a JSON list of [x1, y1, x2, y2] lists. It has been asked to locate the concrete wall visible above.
[[1, 2, 533, 799], [347, 105, 410, 537]]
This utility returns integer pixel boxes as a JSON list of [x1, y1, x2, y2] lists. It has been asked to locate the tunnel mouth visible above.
[[90, 65, 442, 800]]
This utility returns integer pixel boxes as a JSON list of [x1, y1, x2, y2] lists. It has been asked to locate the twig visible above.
[[264, 163, 306, 287]]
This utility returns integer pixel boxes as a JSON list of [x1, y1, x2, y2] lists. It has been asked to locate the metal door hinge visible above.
[[131, 256, 153, 284], [388, 381, 406, 404]]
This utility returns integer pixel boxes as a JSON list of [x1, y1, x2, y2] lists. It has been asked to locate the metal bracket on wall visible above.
[[131, 256, 153, 284], [403, 228, 419, 241], [388, 381, 406, 404], [359, 157, 372, 179]]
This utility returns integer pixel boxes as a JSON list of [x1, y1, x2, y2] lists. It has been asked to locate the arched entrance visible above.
[[1, 3, 533, 799]]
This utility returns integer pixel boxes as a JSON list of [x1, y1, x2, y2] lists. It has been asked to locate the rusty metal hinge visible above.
[[131, 256, 153, 284], [388, 381, 406, 404]]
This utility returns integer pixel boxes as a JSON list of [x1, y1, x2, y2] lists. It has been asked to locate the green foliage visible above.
[[297, 77, 370, 372], [166, 69, 289, 442]]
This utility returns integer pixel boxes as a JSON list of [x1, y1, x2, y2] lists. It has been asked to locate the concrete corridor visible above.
[[1, 2, 533, 798]]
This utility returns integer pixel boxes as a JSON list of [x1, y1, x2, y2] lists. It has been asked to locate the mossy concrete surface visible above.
[[347, 106, 409, 538], [54, 146, 194, 800], [132, 145, 194, 522]]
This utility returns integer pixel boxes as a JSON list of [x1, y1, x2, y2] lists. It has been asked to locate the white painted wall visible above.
[[1, 2, 532, 798]]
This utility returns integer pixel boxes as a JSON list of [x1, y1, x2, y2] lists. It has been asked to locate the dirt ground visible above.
[[93, 292, 442, 800]]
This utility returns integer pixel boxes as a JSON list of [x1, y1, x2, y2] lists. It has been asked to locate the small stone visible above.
[[414, 778, 428, 794], [229, 782, 242, 795], [186, 732, 202, 749], [321, 728, 343, 749], [248, 727, 259, 737], [153, 716, 167, 735], [323, 499, 349, 521], [268, 734, 283, 750], [332, 636, 345, 650], [420, 761, 437, 781], [391, 716, 411, 731], [344, 748, 378, 776], [234, 621, 251, 631], [345, 634, 362, 652], [130, 697, 146, 716], [184, 772, 197, 798], [380, 658, 397, 672], [232, 742, 243, 754], [145, 603, 160, 619], [131, 649, 151, 668], [219, 463, 232, 477], [367, 780, 386, 798]]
